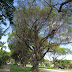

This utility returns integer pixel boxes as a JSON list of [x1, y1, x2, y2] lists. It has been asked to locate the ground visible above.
[[0, 64, 72, 72], [0, 64, 10, 72]]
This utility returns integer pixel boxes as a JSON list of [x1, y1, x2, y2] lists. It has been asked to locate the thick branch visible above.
[[58, 0, 72, 12]]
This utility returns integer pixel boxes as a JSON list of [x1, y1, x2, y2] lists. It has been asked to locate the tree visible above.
[[11, 0, 72, 72], [56, 60, 72, 69], [8, 32, 31, 67], [46, 45, 72, 67]]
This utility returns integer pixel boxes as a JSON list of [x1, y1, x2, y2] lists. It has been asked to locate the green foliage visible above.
[[11, 52, 19, 63], [8, 31, 31, 65], [0, 41, 6, 49], [10, 59, 15, 64], [56, 60, 72, 69], [0, 49, 9, 68], [51, 45, 72, 55]]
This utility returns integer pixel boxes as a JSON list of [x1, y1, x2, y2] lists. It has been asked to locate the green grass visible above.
[[10, 64, 44, 72], [39, 66, 45, 68], [10, 65, 31, 72], [61, 69, 72, 71]]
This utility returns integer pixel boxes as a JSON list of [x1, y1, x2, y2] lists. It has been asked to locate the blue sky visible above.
[[1, 0, 72, 60]]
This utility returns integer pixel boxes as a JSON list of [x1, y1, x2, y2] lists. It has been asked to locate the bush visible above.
[[0, 49, 9, 68]]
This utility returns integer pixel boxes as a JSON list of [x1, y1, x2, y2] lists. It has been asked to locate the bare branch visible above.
[[58, 0, 72, 12]]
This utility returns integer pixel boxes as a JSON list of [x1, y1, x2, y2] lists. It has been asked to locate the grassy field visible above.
[[10, 64, 44, 72]]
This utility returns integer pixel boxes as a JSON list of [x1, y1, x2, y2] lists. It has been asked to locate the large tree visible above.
[[10, 0, 72, 72]]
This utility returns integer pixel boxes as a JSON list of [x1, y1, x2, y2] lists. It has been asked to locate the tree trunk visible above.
[[23, 63, 26, 67], [31, 65, 39, 72], [15, 60, 17, 64], [31, 62, 39, 72]]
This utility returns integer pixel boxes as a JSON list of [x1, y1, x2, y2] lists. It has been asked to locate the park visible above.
[[0, 0, 72, 72]]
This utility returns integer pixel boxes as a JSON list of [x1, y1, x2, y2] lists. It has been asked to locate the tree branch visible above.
[[16, 33, 33, 51], [58, 0, 72, 12]]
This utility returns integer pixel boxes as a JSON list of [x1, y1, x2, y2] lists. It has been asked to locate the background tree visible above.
[[8, 31, 31, 67], [46, 45, 72, 67], [56, 59, 72, 69]]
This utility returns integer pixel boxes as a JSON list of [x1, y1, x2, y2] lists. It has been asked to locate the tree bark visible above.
[[31, 62, 39, 72]]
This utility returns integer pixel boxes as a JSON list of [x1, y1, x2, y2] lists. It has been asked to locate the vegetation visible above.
[[0, 49, 9, 68], [46, 45, 72, 67], [56, 60, 72, 69], [10, 65, 31, 72]]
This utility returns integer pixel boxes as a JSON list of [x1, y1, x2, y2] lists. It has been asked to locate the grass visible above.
[[10, 64, 44, 72], [39, 66, 45, 68], [10, 64, 72, 72], [61, 69, 72, 71], [10, 65, 31, 72]]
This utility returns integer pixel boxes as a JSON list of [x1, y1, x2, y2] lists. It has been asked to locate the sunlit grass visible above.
[[10, 65, 31, 72]]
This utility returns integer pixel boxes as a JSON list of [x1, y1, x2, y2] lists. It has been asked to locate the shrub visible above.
[[0, 49, 9, 68]]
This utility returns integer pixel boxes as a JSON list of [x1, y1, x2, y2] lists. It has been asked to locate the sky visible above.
[[1, 0, 72, 60]]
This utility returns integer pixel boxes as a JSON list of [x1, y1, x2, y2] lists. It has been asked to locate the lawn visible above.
[[10, 64, 44, 72], [10, 65, 31, 72]]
